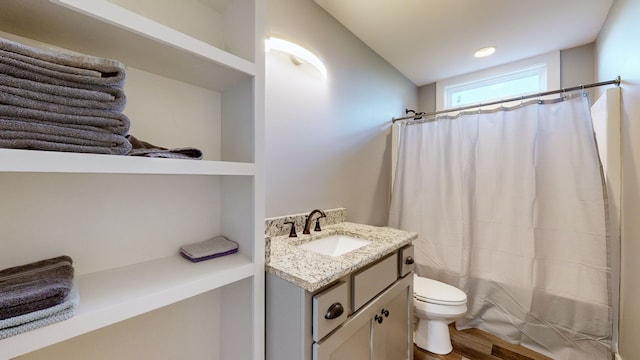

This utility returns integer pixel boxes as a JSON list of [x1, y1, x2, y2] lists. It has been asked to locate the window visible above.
[[436, 51, 560, 111]]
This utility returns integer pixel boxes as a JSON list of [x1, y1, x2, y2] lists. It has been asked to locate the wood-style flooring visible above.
[[413, 325, 553, 360]]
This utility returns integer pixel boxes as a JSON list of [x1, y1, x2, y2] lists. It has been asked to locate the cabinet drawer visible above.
[[352, 253, 398, 311], [313, 281, 349, 341], [398, 245, 415, 277]]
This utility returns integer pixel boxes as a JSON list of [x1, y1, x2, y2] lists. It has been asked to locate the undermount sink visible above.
[[298, 235, 371, 257]]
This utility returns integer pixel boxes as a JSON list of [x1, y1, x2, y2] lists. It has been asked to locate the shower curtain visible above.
[[389, 94, 612, 360]]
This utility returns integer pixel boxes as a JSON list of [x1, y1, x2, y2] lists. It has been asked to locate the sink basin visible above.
[[298, 235, 371, 257]]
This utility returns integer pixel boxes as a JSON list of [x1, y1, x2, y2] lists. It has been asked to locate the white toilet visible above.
[[413, 274, 468, 355]]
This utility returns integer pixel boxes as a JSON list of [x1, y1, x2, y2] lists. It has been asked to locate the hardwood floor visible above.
[[413, 325, 553, 360]]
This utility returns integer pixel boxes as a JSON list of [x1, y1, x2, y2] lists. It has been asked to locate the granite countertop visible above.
[[266, 221, 417, 292]]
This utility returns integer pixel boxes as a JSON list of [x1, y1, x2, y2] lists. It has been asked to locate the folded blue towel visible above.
[[0, 282, 79, 339]]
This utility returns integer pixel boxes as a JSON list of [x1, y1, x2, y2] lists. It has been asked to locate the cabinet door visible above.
[[313, 273, 412, 360], [371, 281, 412, 360], [313, 318, 371, 360]]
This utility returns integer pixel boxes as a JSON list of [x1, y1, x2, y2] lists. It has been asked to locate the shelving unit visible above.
[[0, 0, 265, 359]]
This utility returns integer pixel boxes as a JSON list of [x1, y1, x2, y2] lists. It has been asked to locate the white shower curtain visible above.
[[389, 95, 612, 360]]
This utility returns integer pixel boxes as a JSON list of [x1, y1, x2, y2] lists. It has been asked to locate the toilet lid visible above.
[[413, 275, 467, 306]]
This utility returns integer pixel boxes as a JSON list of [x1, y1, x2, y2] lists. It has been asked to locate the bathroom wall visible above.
[[596, 0, 640, 358], [561, 43, 596, 88], [417, 83, 436, 114], [265, 0, 417, 226]]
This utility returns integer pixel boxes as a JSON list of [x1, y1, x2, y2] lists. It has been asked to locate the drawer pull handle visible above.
[[405, 256, 414, 265], [325, 303, 344, 320], [381, 308, 389, 318], [375, 314, 384, 324]]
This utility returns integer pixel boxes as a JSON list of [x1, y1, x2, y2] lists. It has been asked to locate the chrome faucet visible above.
[[303, 209, 327, 234]]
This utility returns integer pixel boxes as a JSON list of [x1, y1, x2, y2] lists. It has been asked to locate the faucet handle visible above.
[[314, 212, 327, 232], [284, 221, 297, 237]]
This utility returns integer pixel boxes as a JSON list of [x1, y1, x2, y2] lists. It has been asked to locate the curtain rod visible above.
[[392, 76, 622, 123]]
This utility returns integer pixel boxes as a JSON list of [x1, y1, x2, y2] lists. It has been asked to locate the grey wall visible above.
[[265, 0, 417, 225], [417, 83, 436, 114], [596, 0, 640, 358], [561, 43, 595, 87]]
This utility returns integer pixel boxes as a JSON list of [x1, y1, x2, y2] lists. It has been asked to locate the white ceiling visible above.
[[314, 0, 614, 86]]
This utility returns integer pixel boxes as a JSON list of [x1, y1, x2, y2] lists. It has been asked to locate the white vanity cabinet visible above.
[[0, 0, 264, 359], [267, 246, 414, 360]]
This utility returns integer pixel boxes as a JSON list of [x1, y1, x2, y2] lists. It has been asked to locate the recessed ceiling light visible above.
[[474, 46, 496, 58]]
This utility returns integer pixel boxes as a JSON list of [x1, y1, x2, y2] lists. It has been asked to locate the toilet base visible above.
[[414, 318, 453, 355]]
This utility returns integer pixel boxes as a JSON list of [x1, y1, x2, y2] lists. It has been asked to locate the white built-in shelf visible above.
[[0, 0, 264, 356], [0, 253, 255, 359], [0, 149, 255, 175], [0, 0, 255, 91]]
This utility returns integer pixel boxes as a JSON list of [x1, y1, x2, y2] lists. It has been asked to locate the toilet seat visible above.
[[414, 275, 466, 306]]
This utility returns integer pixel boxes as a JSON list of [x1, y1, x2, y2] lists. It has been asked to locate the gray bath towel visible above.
[[0, 37, 125, 87], [180, 236, 239, 262], [0, 91, 130, 133], [0, 74, 126, 112], [0, 118, 132, 155], [0, 62, 124, 95], [0, 103, 129, 135], [127, 135, 203, 160], [0, 256, 74, 321], [0, 282, 79, 340]]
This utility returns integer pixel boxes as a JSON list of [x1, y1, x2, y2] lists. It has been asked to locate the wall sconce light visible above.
[[265, 36, 327, 79]]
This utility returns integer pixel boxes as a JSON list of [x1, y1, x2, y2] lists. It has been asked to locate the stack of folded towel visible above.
[[0, 36, 131, 155], [180, 236, 239, 262], [0, 255, 79, 339]]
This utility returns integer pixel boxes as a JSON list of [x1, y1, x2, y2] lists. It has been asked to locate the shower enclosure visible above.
[[389, 86, 621, 360]]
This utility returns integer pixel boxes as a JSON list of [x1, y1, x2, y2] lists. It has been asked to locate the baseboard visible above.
[[615, 353, 622, 360]]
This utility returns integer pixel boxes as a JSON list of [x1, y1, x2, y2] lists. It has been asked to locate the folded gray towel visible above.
[[0, 103, 129, 135], [0, 36, 125, 87], [0, 118, 132, 155], [180, 236, 239, 262], [0, 256, 74, 321], [0, 74, 126, 112], [0, 282, 79, 340], [0, 62, 124, 98], [0, 40, 104, 76], [127, 135, 203, 160], [0, 90, 130, 134]]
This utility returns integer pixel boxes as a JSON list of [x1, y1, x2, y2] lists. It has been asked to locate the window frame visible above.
[[435, 51, 561, 112]]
